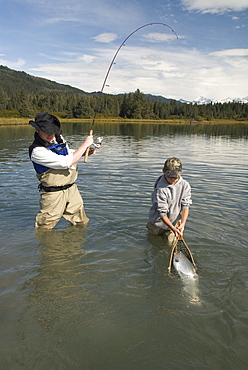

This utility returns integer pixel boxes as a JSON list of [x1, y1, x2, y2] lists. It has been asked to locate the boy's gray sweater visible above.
[[148, 174, 192, 230]]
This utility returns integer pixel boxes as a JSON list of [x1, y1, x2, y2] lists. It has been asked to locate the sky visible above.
[[0, 0, 247, 101]]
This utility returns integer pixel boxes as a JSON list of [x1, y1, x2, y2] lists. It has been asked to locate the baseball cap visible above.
[[163, 157, 182, 178]]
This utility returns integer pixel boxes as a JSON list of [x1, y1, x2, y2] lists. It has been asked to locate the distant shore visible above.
[[0, 117, 247, 126]]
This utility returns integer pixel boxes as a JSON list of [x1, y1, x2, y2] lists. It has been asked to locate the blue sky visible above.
[[0, 0, 247, 101]]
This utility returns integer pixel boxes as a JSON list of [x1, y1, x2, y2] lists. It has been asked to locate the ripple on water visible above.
[[0, 124, 248, 369]]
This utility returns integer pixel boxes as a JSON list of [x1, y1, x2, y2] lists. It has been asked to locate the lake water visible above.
[[0, 122, 247, 369]]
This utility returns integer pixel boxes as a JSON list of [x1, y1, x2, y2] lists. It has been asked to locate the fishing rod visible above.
[[84, 22, 178, 162]]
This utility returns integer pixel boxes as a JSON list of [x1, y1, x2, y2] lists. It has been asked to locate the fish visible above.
[[173, 251, 197, 278], [173, 251, 201, 305]]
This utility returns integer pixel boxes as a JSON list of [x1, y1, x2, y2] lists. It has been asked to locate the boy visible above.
[[146, 157, 192, 245]]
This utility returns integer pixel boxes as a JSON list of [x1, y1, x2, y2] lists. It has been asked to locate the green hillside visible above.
[[0, 65, 247, 121], [0, 65, 87, 95]]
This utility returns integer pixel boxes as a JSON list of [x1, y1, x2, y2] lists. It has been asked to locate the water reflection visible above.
[[62, 121, 248, 140], [0, 122, 247, 147], [25, 226, 91, 330], [146, 232, 202, 306], [117, 122, 248, 139]]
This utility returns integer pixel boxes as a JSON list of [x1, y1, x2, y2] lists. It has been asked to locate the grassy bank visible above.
[[0, 117, 247, 126]]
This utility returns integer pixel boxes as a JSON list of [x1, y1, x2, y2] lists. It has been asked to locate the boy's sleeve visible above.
[[181, 183, 192, 209], [153, 188, 169, 217]]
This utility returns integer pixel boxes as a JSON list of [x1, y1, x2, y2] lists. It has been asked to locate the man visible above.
[[146, 157, 192, 245], [29, 112, 94, 229]]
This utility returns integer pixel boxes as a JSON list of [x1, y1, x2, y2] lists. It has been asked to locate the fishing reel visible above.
[[92, 136, 103, 149]]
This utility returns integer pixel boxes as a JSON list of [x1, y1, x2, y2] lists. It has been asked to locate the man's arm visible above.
[[31, 135, 94, 169], [70, 135, 94, 166]]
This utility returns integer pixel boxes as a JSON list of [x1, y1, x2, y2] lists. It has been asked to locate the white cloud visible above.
[[235, 24, 246, 29], [181, 0, 248, 13], [78, 54, 96, 63], [142, 33, 181, 43], [20, 0, 143, 29], [28, 45, 248, 100], [0, 57, 25, 68], [92, 33, 118, 43], [44, 17, 81, 24], [35, 51, 96, 64], [210, 48, 248, 56]]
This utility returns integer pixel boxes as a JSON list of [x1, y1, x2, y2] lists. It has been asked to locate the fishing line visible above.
[[84, 22, 178, 162]]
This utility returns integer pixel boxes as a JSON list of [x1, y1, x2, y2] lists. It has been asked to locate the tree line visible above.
[[0, 86, 247, 121]]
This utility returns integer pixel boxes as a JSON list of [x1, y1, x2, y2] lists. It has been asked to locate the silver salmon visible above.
[[173, 251, 197, 278], [173, 251, 201, 305]]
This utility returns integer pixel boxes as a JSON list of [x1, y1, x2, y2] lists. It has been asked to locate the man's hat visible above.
[[29, 112, 61, 134], [164, 157, 182, 178]]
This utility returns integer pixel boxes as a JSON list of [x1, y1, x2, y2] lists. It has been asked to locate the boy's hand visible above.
[[176, 223, 185, 234], [174, 221, 185, 239]]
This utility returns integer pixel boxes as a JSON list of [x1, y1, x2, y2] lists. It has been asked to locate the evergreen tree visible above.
[[0, 86, 8, 109]]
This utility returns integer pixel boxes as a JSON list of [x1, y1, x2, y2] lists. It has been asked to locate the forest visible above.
[[0, 65, 247, 121]]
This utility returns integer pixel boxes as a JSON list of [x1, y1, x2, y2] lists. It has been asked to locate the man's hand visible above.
[[84, 135, 94, 147], [86, 147, 96, 156], [71, 135, 94, 166]]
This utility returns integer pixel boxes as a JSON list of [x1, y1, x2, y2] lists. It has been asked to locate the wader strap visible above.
[[38, 183, 74, 192]]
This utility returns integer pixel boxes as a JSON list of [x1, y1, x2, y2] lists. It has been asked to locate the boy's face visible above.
[[162, 169, 179, 185], [165, 176, 179, 185]]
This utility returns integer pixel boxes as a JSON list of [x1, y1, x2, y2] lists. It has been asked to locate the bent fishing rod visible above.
[[84, 22, 178, 162]]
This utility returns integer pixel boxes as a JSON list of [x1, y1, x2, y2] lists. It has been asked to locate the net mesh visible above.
[[176, 240, 192, 262]]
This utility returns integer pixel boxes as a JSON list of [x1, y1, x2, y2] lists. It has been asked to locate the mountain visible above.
[[217, 96, 248, 104], [179, 96, 248, 105], [0, 65, 247, 105], [145, 93, 172, 103], [0, 65, 88, 95]]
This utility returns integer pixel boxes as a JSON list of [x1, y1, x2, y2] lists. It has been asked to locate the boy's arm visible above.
[[161, 215, 180, 236], [178, 181, 191, 235], [161, 207, 189, 237], [176, 208, 189, 235]]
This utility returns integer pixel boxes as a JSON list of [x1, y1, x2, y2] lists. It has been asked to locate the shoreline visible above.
[[0, 117, 247, 126]]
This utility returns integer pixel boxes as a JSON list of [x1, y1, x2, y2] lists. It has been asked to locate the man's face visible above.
[[37, 130, 55, 143]]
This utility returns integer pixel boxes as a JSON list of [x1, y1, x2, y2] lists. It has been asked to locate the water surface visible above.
[[0, 122, 247, 369]]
